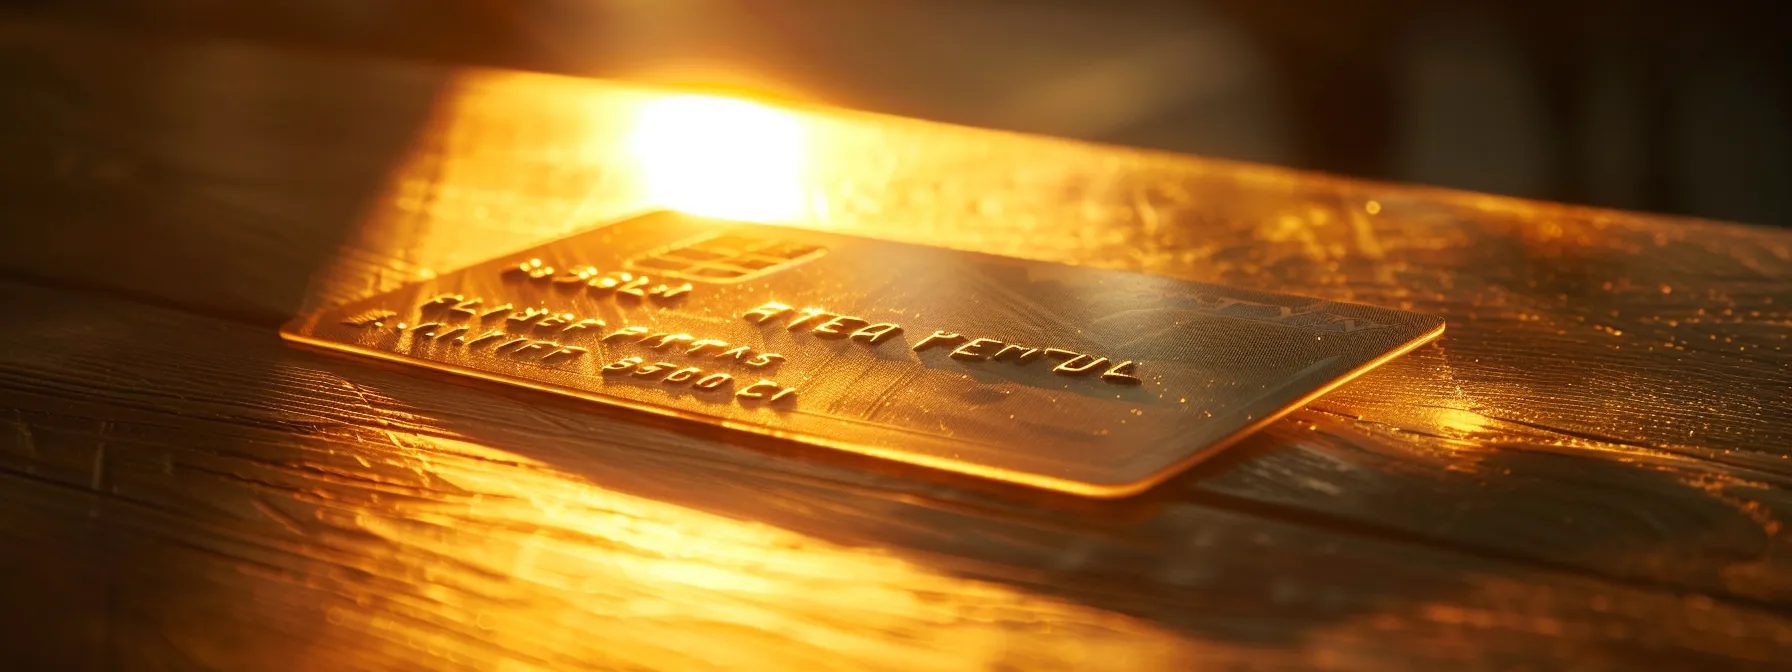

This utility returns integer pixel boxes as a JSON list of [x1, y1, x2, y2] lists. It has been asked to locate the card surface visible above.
[[282, 211, 1444, 497]]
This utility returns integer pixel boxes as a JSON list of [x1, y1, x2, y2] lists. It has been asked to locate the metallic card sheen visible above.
[[282, 211, 1445, 497]]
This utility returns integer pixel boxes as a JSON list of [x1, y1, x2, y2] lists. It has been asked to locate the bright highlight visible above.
[[627, 95, 808, 222]]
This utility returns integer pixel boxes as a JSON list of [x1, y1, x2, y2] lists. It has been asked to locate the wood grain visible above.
[[3, 18, 1792, 669], [5, 279, 1792, 670]]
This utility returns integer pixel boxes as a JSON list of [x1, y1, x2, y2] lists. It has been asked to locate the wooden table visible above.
[[3, 20, 1790, 671]]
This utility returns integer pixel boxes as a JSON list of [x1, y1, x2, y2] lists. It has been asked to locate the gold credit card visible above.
[[283, 211, 1444, 497]]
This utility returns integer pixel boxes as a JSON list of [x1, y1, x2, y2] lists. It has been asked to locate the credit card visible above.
[[282, 211, 1444, 497]]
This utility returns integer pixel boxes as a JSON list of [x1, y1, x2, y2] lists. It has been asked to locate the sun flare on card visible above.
[[627, 95, 808, 222]]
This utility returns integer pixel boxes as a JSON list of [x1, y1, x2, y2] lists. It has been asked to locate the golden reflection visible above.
[[1417, 404, 1493, 439], [337, 435, 1192, 668], [626, 95, 809, 222]]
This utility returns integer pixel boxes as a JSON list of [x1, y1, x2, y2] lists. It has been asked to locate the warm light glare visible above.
[[628, 95, 808, 222]]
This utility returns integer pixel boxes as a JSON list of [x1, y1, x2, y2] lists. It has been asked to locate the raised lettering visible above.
[[743, 353, 786, 368], [447, 300, 482, 320], [507, 307, 551, 327], [991, 344, 1041, 363], [602, 326, 650, 342], [542, 346, 589, 364], [849, 323, 904, 345], [812, 315, 869, 338], [602, 356, 644, 372], [421, 294, 481, 320], [633, 361, 678, 378], [560, 318, 605, 335], [553, 266, 600, 286], [950, 338, 1002, 360], [912, 331, 966, 352], [716, 345, 754, 361], [685, 339, 729, 356], [510, 341, 552, 357], [1052, 354, 1109, 375], [694, 373, 733, 390], [740, 301, 793, 324], [615, 276, 654, 298], [650, 283, 694, 301], [504, 258, 554, 281], [735, 380, 780, 400], [422, 293, 464, 309], [649, 333, 695, 349], [588, 272, 636, 292], [462, 330, 507, 347], [1100, 360, 1142, 385], [663, 366, 703, 383], [786, 308, 832, 330]]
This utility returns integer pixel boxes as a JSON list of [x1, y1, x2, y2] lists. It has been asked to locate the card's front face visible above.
[[283, 212, 1444, 496]]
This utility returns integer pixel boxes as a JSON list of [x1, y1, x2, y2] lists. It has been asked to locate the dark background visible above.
[[9, 0, 1790, 226]]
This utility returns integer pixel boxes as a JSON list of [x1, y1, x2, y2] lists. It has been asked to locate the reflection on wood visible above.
[[2, 19, 1792, 670], [4, 280, 1789, 669]]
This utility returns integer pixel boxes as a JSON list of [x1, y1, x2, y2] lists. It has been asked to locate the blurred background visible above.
[[10, 0, 1789, 226]]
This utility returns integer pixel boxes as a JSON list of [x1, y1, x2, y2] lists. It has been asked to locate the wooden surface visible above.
[[3, 20, 1792, 671]]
